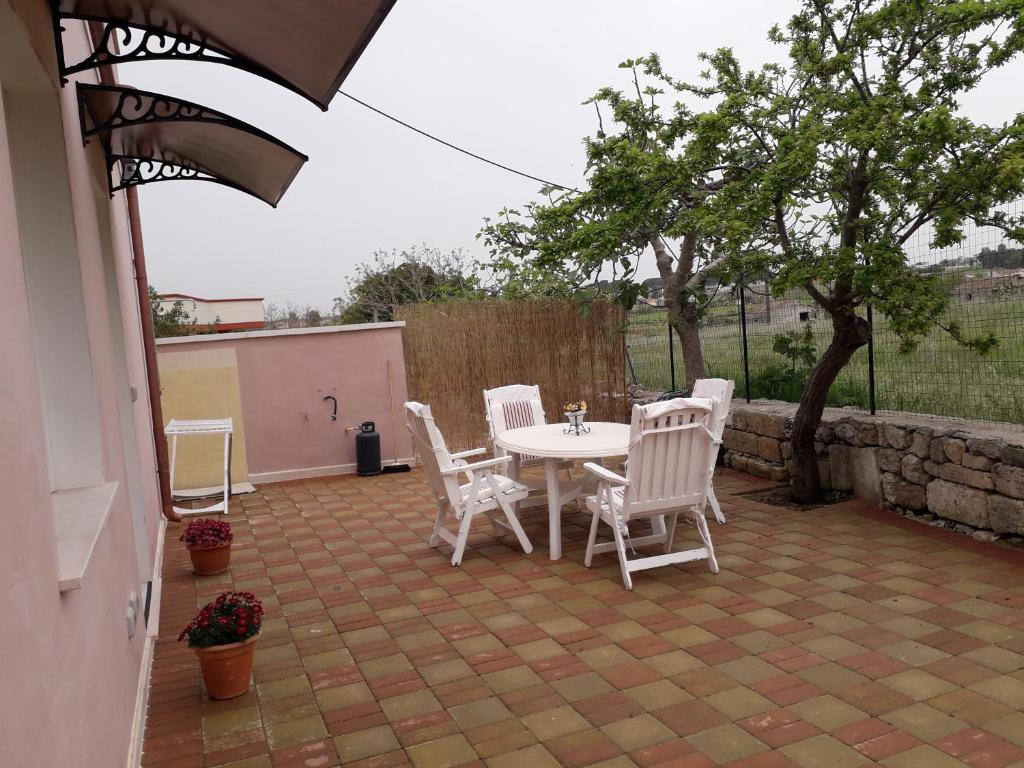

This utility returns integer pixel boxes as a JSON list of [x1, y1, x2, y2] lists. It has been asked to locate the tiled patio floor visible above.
[[143, 468, 1024, 768]]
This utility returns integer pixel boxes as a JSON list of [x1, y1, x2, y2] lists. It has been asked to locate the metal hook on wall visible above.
[[322, 395, 337, 421]]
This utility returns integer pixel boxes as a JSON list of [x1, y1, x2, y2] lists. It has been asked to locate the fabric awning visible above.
[[78, 83, 307, 207], [56, 0, 396, 110]]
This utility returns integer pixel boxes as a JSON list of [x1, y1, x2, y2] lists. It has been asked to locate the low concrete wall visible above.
[[157, 324, 415, 484], [721, 400, 1024, 540]]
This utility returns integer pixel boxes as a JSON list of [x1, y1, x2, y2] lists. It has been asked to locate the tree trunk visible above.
[[668, 301, 705, 391], [790, 308, 871, 503]]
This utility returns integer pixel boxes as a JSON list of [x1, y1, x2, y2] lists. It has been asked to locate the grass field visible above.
[[627, 295, 1024, 424]]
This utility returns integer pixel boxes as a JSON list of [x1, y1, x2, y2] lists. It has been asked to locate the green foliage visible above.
[[772, 324, 817, 371], [150, 286, 202, 338], [334, 245, 481, 324]]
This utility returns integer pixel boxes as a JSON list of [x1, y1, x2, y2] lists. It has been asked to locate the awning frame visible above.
[[49, 0, 396, 110], [77, 82, 308, 207]]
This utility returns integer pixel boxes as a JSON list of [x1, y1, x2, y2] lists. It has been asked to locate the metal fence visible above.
[[626, 206, 1024, 425]]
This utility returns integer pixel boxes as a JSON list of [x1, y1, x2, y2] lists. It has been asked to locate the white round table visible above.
[[496, 422, 630, 560]]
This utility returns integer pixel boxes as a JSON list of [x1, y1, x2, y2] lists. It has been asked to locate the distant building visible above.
[[157, 293, 265, 332], [952, 270, 1024, 301]]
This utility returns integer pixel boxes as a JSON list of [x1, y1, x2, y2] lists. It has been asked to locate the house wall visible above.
[[0, 5, 163, 767], [156, 324, 414, 483], [157, 295, 265, 328]]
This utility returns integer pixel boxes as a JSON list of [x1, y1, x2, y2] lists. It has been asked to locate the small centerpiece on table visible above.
[[180, 518, 233, 576], [178, 591, 263, 700], [563, 400, 590, 435]]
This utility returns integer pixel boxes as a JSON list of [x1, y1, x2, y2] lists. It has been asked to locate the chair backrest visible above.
[[691, 378, 734, 441], [621, 398, 715, 520], [405, 402, 460, 505], [483, 384, 547, 445]]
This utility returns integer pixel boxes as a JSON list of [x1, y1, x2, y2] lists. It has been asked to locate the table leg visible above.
[[546, 457, 562, 560]]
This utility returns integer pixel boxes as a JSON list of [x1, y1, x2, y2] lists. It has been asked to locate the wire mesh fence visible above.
[[627, 203, 1024, 425]]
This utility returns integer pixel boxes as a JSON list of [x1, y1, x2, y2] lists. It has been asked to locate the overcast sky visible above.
[[121, 1, 1023, 311]]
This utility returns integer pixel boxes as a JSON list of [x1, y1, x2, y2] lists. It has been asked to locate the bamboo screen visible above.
[[395, 300, 627, 452]]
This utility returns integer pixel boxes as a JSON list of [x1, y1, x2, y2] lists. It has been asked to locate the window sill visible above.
[[53, 482, 118, 592]]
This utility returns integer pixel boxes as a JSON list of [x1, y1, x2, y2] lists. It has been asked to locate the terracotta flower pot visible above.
[[188, 542, 232, 575], [194, 635, 257, 700]]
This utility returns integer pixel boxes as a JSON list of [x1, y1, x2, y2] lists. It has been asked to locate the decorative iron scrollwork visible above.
[[108, 153, 260, 202], [81, 88, 228, 138], [51, 0, 315, 108]]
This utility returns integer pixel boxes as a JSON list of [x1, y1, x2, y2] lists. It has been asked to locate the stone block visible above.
[[930, 438, 947, 463], [851, 419, 880, 446], [731, 411, 748, 432], [989, 495, 1024, 535], [877, 448, 902, 473], [829, 445, 853, 492], [966, 437, 1004, 460], [757, 436, 783, 463], [882, 472, 927, 510], [1002, 445, 1024, 468], [850, 447, 881, 506], [942, 438, 966, 464], [909, 431, 932, 459], [926, 480, 989, 528], [746, 411, 787, 439], [818, 459, 832, 491], [883, 425, 913, 450], [723, 428, 758, 455], [962, 453, 993, 472], [900, 454, 930, 486], [993, 463, 1024, 500], [936, 463, 994, 491], [923, 460, 940, 476]]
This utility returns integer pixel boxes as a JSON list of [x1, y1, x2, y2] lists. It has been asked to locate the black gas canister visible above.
[[355, 421, 382, 476]]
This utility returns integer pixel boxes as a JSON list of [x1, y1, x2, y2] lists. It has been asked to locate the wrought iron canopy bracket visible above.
[[78, 83, 308, 207], [50, 1, 327, 110]]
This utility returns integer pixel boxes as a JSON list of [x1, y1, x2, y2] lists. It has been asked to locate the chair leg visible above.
[[499, 500, 533, 555], [610, 516, 633, 590], [693, 509, 719, 574], [451, 511, 473, 566], [584, 508, 601, 568], [429, 503, 446, 547], [707, 485, 726, 524], [663, 511, 680, 553]]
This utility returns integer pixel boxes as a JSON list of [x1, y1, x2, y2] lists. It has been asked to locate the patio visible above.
[[143, 468, 1024, 768]]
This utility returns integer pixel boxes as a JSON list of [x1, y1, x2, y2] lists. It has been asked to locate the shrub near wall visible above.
[[721, 401, 1024, 541]]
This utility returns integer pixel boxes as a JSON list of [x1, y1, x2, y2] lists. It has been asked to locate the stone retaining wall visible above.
[[720, 400, 1024, 541]]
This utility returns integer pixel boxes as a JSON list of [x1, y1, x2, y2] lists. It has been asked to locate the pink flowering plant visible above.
[[178, 591, 263, 647], [179, 518, 233, 549]]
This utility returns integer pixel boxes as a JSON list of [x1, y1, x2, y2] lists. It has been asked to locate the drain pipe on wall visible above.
[[126, 185, 180, 523]]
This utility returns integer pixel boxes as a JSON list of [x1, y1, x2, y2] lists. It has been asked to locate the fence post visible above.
[[739, 281, 751, 403], [668, 322, 676, 392], [866, 303, 877, 414]]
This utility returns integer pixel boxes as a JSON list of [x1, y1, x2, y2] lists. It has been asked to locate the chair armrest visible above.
[[451, 447, 486, 460], [442, 455, 511, 475], [583, 462, 629, 486]]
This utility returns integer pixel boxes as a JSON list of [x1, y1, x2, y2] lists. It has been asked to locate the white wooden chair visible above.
[[483, 384, 580, 508], [691, 378, 735, 523], [583, 398, 720, 590], [405, 401, 533, 566]]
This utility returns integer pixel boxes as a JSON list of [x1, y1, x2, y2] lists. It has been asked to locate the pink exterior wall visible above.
[[0, 5, 163, 766], [156, 324, 414, 481]]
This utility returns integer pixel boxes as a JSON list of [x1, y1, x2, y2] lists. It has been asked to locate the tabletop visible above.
[[495, 422, 630, 459]]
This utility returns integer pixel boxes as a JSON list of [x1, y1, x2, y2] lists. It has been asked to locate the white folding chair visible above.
[[583, 398, 720, 590], [691, 378, 735, 523], [483, 384, 580, 508], [405, 402, 533, 566]]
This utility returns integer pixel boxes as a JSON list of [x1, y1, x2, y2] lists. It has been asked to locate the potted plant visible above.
[[178, 591, 263, 699], [563, 400, 590, 435], [180, 518, 233, 575]]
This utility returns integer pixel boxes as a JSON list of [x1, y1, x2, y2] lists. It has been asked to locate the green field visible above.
[[627, 296, 1024, 424]]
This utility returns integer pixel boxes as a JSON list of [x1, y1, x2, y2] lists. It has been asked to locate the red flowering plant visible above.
[[178, 591, 263, 647], [179, 518, 233, 549]]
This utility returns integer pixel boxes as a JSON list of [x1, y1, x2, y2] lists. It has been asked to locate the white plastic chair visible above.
[[405, 401, 533, 566], [691, 378, 735, 523], [483, 384, 580, 508], [583, 398, 720, 590]]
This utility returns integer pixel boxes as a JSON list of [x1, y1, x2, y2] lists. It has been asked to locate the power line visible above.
[[338, 90, 578, 192]]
